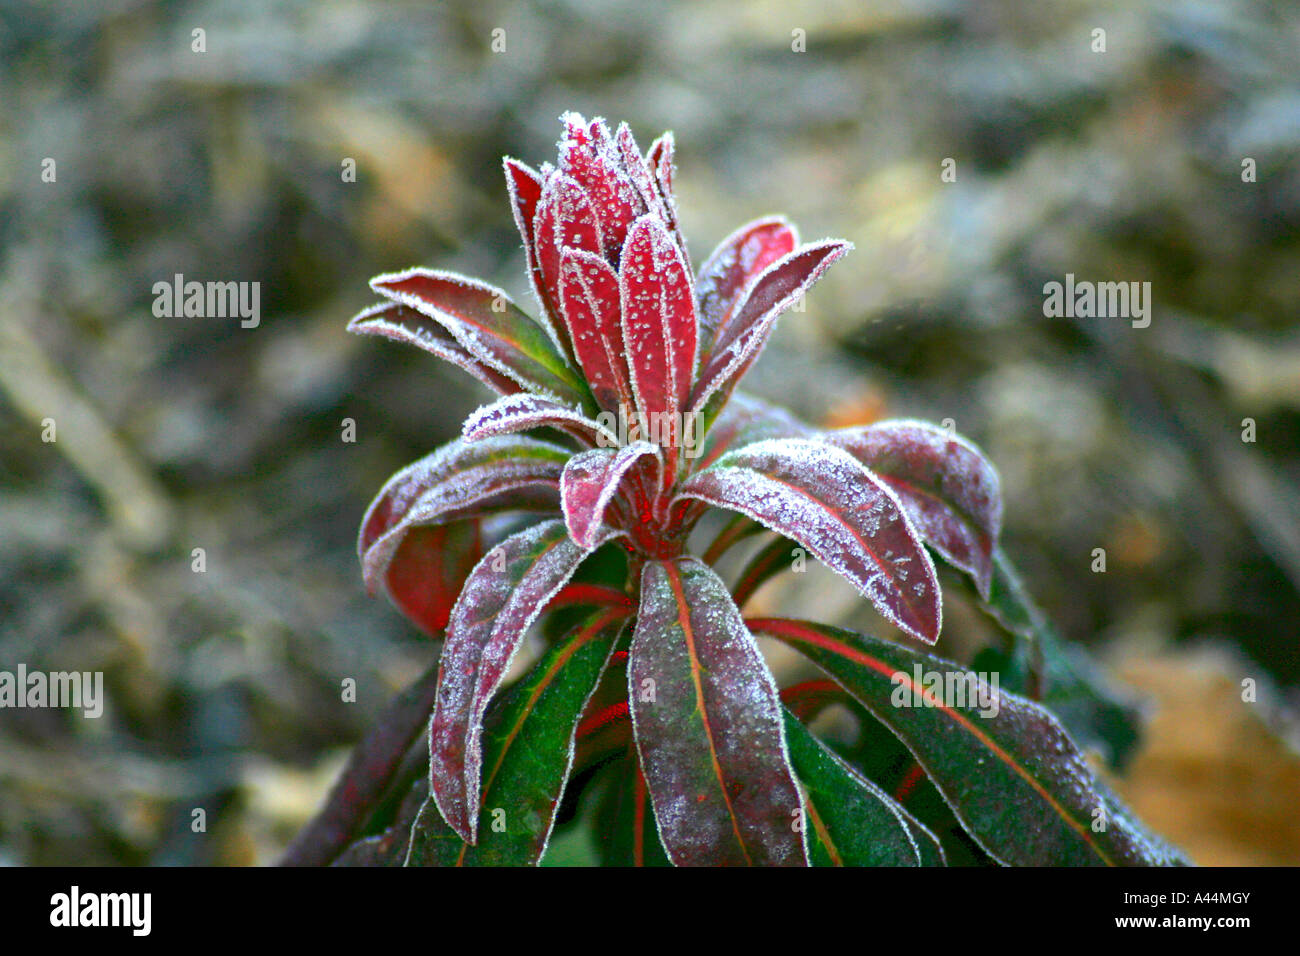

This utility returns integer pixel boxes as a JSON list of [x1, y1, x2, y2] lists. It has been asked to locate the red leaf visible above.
[[615, 122, 666, 226], [561, 442, 661, 549], [557, 113, 642, 260], [619, 216, 697, 435], [384, 523, 481, 636], [645, 131, 690, 269], [347, 301, 521, 397], [629, 558, 806, 866], [696, 216, 798, 357], [503, 157, 567, 356], [645, 132, 676, 213], [690, 240, 851, 415], [677, 437, 942, 643], [546, 583, 634, 614], [533, 171, 605, 312], [558, 248, 635, 416], [462, 393, 618, 448], [428, 519, 606, 843], [358, 436, 568, 597], [370, 268, 587, 408], [825, 420, 1003, 597]]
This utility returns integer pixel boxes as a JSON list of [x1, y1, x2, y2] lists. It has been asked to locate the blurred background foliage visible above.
[[0, 0, 1297, 865]]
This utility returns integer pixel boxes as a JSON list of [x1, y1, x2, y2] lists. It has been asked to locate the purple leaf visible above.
[[280, 662, 444, 866], [558, 248, 635, 416], [695, 216, 798, 356], [677, 437, 942, 643], [462, 393, 618, 448], [561, 442, 660, 549], [347, 301, 521, 396], [428, 519, 606, 843], [619, 216, 697, 435], [825, 420, 1003, 598], [359, 436, 569, 597], [369, 268, 587, 408], [629, 557, 806, 866], [690, 240, 851, 415], [669, 390, 812, 532]]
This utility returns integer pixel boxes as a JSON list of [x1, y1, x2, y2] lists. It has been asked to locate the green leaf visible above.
[[593, 749, 672, 867], [404, 796, 461, 866], [538, 820, 600, 866], [782, 708, 943, 866], [906, 808, 948, 867], [972, 548, 1143, 769], [752, 618, 1188, 866], [541, 540, 629, 644], [408, 609, 625, 866]]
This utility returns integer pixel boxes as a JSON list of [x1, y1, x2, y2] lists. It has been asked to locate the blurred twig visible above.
[[0, 292, 173, 550]]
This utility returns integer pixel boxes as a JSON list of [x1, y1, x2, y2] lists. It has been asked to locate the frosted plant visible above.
[[299, 113, 1187, 867]]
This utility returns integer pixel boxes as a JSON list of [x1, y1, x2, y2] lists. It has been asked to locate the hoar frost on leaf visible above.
[[678, 438, 942, 643], [629, 558, 806, 866], [428, 519, 610, 844]]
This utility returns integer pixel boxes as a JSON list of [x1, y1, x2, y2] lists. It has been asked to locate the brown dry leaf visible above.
[[1104, 646, 1300, 866]]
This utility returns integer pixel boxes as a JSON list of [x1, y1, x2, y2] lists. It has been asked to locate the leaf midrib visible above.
[[759, 620, 1115, 866], [665, 561, 753, 865]]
